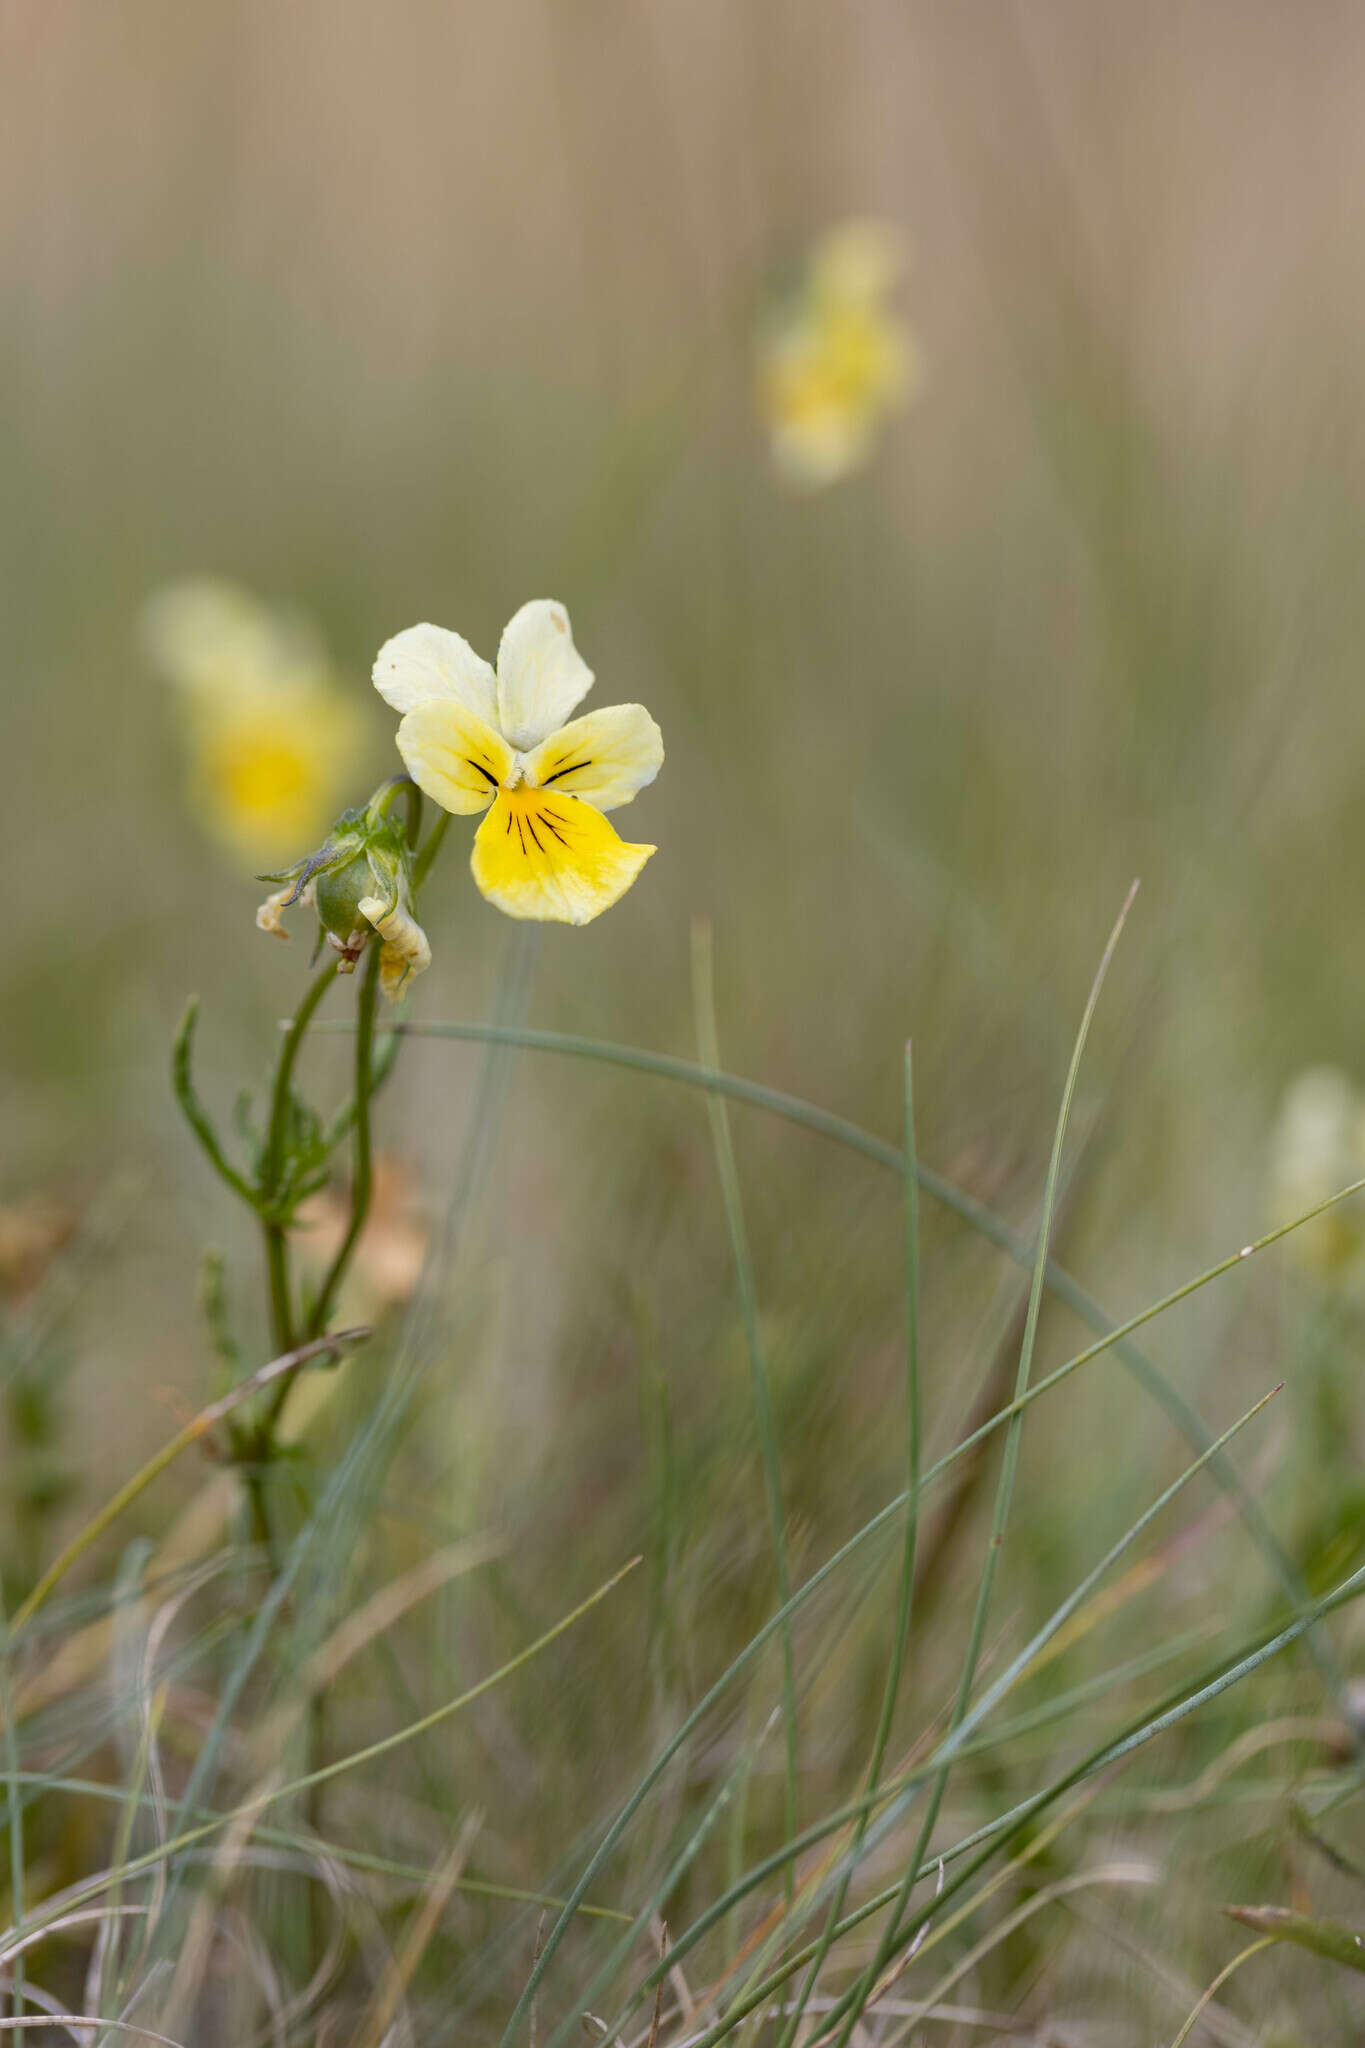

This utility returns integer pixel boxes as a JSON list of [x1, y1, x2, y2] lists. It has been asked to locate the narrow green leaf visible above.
[[1224, 1905, 1365, 1974]]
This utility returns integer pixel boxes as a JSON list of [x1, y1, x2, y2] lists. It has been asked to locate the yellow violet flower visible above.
[[760, 220, 917, 489], [189, 684, 366, 865], [373, 600, 662, 925], [1270, 1066, 1365, 1280], [142, 577, 367, 865]]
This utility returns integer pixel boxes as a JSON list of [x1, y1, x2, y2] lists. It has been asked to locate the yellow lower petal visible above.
[[471, 788, 654, 925]]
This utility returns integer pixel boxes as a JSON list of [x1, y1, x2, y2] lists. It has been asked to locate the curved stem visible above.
[[305, 937, 383, 1345], [253, 938, 381, 1464], [265, 961, 341, 1203], [374, 774, 423, 848], [172, 1000, 260, 1210], [413, 811, 449, 890], [261, 960, 339, 1354]]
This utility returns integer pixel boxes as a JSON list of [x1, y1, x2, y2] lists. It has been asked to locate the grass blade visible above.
[[822, 880, 1138, 2048], [690, 916, 797, 1904], [362, 1011, 1354, 1701], [1223, 1905, 1365, 1975], [775, 1042, 923, 2047]]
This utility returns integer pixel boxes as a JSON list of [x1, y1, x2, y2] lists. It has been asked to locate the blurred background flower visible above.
[[758, 219, 917, 487], [1269, 1067, 1365, 1282], [142, 575, 368, 863]]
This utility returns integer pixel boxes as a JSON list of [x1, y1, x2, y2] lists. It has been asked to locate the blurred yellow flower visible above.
[[1270, 1066, 1365, 1279], [373, 600, 662, 925], [759, 220, 917, 489], [142, 577, 367, 864]]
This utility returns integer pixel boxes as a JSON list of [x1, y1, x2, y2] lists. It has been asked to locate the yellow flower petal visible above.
[[372, 622, 500, 726], [495, 600, 594, 750], [763, 301, 915, 489], [396, 698, 515, 817], [471, 787, 654, 924], [523, 704, 663, 813], [192, 683, 365, 863]]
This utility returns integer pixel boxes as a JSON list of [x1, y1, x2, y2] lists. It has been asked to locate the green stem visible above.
[[241, 958, 342, 1561], [374, 774, 423, 847], [265, 961, 341, 1205], [257, 937, 381, 1459], [306, 938, 383, 1344], [260, 960, 339, 1354], [414, 810, 449, 890], [172, 1000, 260, 1209]]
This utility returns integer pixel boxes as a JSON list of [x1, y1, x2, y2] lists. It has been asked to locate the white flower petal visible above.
[[524, 704, 663, 813], [372, 623, 499, 726], [495, 600, 594, 750], [255, 885, 293, 938], [359, 895, 432, 999]]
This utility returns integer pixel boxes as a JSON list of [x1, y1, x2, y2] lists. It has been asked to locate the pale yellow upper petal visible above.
[[495, 600, 594, 750], [471, 787, 653, 925], [396, 699, 515, 816], [523, 703, 663, 813], [373, 622, 500, 726]]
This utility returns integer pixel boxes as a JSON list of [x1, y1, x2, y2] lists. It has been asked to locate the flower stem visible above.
[[306, 936, 383, 1344], [261, 959, 339, 1353], [414, 810, 449, 889], [242, 957, 342, 1555], [373, 773, 423, 847], [252, 934, 383, 1471]]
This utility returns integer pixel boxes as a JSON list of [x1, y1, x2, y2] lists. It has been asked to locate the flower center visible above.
[[217, 736, 312, 815]]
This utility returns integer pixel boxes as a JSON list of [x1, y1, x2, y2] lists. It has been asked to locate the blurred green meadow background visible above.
[[8, 2, 1365, 2040]]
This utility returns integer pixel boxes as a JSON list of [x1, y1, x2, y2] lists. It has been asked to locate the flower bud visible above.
[[313, 842, 377, 948], [254, 788, 430, 1000]]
